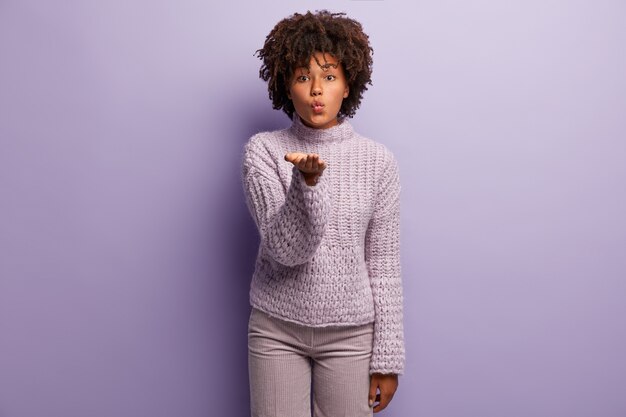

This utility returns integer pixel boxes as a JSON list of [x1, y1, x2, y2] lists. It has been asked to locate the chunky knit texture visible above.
[[241, 114, 405, 375]]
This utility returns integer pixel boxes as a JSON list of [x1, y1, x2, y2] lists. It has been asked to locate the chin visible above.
[[308, 119, 334, 129], [306, 114, 338, 127]]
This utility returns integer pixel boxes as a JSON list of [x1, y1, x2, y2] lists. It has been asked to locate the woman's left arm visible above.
[[366, 150, 406, 377]]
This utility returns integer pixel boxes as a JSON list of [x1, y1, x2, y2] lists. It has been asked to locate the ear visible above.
[[343, 86, 349, 98]]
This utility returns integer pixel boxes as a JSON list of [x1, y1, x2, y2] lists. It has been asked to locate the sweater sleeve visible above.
[[241, 136, 332, 267], [366, 151, 406, 375]]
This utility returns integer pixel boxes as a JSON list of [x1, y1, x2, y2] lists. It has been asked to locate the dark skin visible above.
[[284, 152, 327, 186], [369, 373, 399, 413], [284, 153, 400, 412]]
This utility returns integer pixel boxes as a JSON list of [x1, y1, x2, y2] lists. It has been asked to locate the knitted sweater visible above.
[[241, 114, 405, 375]]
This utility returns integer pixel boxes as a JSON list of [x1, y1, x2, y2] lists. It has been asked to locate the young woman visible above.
[[241, 10, 405, 416]]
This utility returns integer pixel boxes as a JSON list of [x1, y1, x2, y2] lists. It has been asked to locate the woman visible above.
[[241, 9, 405, 416]]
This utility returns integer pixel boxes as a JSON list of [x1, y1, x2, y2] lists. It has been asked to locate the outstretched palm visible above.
[[284, 152, 327, 176]]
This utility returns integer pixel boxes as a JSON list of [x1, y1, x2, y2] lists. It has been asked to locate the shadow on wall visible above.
[[206, 101, 290, 413]]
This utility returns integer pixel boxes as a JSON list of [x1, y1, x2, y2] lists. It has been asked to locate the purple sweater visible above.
[[241, 114, 405, 375]]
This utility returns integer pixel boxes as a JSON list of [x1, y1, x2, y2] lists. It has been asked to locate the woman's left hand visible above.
[[369, 372, 399, 413]]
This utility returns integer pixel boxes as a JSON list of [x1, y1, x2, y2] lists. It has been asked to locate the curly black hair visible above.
[[254, 10, 374, 120]]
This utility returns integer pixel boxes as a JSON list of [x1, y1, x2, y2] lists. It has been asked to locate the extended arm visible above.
[[242, 138, 331, 267]]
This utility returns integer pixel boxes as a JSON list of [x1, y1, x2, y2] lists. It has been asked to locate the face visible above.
[[286, 51, 350, 129]]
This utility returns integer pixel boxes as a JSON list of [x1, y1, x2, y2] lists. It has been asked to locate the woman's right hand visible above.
[[284, 152, 327, 176]]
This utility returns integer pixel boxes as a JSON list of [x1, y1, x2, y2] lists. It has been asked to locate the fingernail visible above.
[[368, 399, 373, 407]]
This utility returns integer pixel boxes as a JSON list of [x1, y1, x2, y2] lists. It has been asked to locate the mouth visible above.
[[311, 101, 324, 113]]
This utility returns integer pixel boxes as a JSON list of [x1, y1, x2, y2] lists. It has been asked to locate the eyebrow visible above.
[[295, 62, 339, 72]]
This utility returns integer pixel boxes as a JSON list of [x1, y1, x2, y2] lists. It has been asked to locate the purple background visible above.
[[1, 1, 625, 416]]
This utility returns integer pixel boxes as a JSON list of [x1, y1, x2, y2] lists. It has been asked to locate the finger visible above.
[[368, 380, 378, 408], [289, 152, 302, 162], [305, 154, 314, 170], [297, 156, 307, 170], [286, 153, 302, 164], [311, 155, 319, 171], [373, 391, 392, 413]]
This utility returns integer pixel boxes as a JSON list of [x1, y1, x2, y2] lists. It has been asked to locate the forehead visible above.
[[294, 52, 340, 71]]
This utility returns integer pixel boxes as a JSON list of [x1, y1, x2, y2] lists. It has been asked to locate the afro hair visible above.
[[254, 10, 374, 120]]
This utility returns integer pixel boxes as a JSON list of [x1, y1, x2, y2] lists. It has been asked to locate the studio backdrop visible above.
[[1, 1, 625, 416]]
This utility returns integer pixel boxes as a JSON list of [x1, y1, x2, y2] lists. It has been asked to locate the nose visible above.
[[311, 78, 322, 96]]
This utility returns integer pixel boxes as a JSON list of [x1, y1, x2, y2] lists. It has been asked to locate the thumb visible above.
[[284, 152, 304, 164], [368, 377, 378, 407]]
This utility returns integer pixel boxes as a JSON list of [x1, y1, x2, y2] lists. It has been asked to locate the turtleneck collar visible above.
[[288, 113, 354, 143]]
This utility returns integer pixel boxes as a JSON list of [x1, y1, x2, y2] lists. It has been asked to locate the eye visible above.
[[296, 75, 309, 82], [326, 75, 336, 81]]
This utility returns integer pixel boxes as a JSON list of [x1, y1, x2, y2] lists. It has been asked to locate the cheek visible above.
[[291, 91, 307, 105]]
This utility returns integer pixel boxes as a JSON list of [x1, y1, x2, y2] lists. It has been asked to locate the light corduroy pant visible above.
[[248, 307, 375, 417]]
